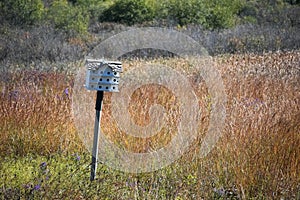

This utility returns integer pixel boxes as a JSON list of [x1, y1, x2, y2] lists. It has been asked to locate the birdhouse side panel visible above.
[[86, 68, 120, 92]]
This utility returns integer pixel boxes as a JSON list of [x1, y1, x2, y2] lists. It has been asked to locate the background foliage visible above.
[[100, 0, 155, 25], [45, 0, 89, 34], [0, 0, 299, 66], [0, 0, 44, 26], [1, 0, 299, 32]]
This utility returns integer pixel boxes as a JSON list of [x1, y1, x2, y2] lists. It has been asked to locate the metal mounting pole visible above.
[[90, 90, 104, 181]]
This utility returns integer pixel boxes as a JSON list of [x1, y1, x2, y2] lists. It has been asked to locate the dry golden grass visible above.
[[0, 51, 299, 198], [208, 51, 300, 198], [0, 70, 83, 156]]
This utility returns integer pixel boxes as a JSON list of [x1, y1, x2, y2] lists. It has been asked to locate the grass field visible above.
[[0, 51, 299, 199]]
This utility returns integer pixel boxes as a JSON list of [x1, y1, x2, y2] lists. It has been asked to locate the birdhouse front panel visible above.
[[85, 59, 122, 92]]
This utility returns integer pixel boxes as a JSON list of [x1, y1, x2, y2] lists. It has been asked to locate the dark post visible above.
[[90, 90, 104, 181]]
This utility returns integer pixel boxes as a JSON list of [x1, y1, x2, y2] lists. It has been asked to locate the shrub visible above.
[[284, 0, 300, 5], [203, 0, 243, 29], [46, 0, 89, 34], [0, 0, 44, 26], [0, 25, 92, 66], [100, 0, 155, 25], [156, 0, 243, 29], [237, 0, 300, 26], [71, 0, 114, 23], [157, 0, 207, 26]]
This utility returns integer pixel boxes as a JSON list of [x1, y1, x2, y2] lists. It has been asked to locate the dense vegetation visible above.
[[0, 0, 299, 67], [1, 53, 299, 199], [0, 0, 299, 199], [0, 0, 299, 32]]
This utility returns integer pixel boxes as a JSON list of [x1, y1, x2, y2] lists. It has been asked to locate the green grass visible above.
[[0, 153, 220, 199]]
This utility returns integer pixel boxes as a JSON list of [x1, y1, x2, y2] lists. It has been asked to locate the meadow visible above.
[[0, 51, 299, 199]]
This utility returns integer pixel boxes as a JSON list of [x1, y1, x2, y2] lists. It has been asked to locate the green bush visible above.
[[157, 0, 207, 26], [155, 0, 243, 29], [204, 0, 243, 29], [46, 0, 89, 34], [237, 0, 299, 26], [71, 0, 114, 23], [0, 0, 44, 25], [285, 0, 300, 4], [100, 0, 155, 25]]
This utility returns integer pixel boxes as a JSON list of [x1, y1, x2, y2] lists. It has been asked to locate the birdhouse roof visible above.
[[86, 59, 122, 72]]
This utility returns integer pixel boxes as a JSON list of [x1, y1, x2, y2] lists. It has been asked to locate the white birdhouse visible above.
[[85, 59, 122, 92]]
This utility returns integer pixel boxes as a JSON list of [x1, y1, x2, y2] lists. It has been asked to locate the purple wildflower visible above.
[[33, 184, 41, 191], [72, 153, 80, 161], [40, 162, 47, 170], [64, 88, 69, 96]]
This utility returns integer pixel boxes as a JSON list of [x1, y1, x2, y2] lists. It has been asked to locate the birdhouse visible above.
[[85, 59, 122, 92]]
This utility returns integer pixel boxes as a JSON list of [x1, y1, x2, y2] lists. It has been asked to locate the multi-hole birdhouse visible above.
[[85, 59, 122, 92]]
